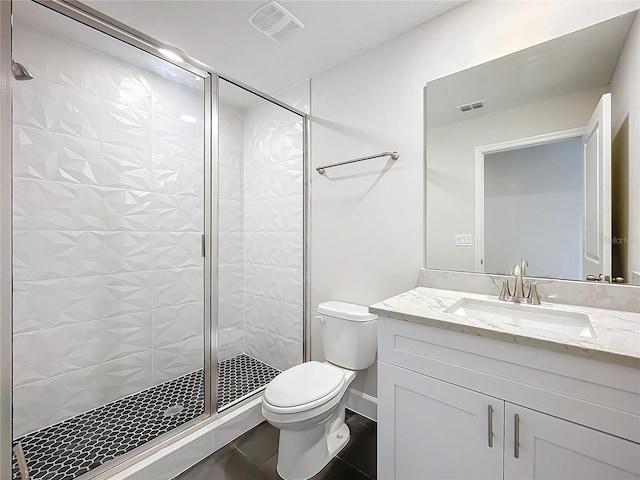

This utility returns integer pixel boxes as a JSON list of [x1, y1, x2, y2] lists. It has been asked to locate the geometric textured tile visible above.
[[12, 355, 279, 480]]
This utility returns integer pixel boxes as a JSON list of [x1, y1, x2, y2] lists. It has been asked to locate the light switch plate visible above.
[[455, 234, 473, 246]]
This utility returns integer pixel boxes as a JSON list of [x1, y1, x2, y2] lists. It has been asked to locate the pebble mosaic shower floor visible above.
[[12, 354, 280, 480]]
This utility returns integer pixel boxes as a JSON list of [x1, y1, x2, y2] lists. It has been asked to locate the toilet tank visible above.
[[317, 301, 378, 370]]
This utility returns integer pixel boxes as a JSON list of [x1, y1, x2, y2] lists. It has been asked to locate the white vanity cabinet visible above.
[[377, 316, 640, 480]]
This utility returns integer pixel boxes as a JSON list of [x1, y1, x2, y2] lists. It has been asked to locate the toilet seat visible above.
[[264, 361, 345, 414]]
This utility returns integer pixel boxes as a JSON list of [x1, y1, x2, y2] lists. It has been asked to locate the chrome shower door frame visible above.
[[0, 0, 311, 478]]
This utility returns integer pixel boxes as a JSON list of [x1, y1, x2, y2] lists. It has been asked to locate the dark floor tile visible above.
[[264, 455, 371, 480], [338, 423, 377, 479], [345, 409, 376, 431], [338, 413, 373, 461], [175, 444, 270, 480], [235, 421, 280, 466]]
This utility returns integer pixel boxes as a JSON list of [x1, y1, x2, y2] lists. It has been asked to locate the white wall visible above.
[[426, 87, 605, 272], [610, 13, 640, 281], [310, 0, 639, 399], [12, 25, 205, 436], [484, 139, 583, 280]]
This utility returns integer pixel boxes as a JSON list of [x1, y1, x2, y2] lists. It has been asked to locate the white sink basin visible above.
[[444, 298, 596, 338]]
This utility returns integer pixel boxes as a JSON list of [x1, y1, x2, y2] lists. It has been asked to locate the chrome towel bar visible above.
[[316, 151, 399, 175]]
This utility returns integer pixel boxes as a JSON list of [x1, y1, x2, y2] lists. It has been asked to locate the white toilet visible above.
[[262, 301, 378, 480]]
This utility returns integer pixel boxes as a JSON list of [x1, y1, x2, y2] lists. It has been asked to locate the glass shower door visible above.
[[11, 2, 208, 478]]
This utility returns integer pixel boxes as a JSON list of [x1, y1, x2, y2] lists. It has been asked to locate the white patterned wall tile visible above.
[[13, 272, 153, 334], [153, 232, 203, 270], [244, 264, 303, 304], [244, 232, 303, 268], [218, 265, 245, 297], [14, 26, 154, 110], [218, 293, 244, 329], [152, 154, 204, 196], [219, 327, 245, 354], [89, 96, 152, 150], [244, 160, 303, 201], [245, 295, 302, 341], [13, 23, 207, 433], [219, 161, 243, 201], [152, 192, 204, 232], [244, 195, 303, 233], [14, 126, 153, 191], [241, 94, 305, 369], [150, 74, 203, 117], [12, 351, 154, 438], [13, 311, 152, 387], [244, 325, 302, 371], [219, 199, 244, 233], [152, 302, 203, 348], [13, 179, 154, 232], [15, 77, 152, 149], [13, 230, 154, 281], [219, 232, 244, 265], [14, 79, 87, 138], [152, 336, 204, 383], [218, 343, 244, 362], [152, 267, 204, 309], [151, 116, 203, 160]]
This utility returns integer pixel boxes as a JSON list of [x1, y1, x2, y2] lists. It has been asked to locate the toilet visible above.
[[262, 301, 378, 480]]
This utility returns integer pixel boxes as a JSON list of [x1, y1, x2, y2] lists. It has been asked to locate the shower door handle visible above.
[[201, 234, 206, 257]]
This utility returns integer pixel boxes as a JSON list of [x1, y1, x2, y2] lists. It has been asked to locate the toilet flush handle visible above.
[[314, 315, 326, 324]]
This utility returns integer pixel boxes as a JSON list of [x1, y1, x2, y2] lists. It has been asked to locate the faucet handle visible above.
[[526, 280, 550, 305], [499, 279, 511, 301], [526, 283, 541, 305]]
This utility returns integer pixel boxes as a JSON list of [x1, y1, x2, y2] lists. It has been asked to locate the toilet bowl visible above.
[[262, 301, 377, 480]]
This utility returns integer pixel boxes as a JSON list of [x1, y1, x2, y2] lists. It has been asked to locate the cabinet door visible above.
[[505, 403, 640, 480], [378, 362, 504, 480]]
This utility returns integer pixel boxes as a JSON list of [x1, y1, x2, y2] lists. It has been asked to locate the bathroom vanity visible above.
[[372, 287, 640, 479]]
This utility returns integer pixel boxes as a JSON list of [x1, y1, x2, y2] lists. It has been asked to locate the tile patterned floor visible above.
[[174, 410, 377, 480], [12, 354, 279, 480]]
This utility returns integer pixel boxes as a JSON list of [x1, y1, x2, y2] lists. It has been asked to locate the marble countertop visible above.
[[370, 287, 640, 369]]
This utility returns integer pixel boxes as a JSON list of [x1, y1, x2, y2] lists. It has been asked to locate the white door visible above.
[[504, 403, 640, 480], [378, 362, 504, 480], [582, 93, 612, 280]]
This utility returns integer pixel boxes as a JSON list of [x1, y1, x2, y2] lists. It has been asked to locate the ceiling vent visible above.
[[249, 1, 304, 43], [457, 100, 486, 112]]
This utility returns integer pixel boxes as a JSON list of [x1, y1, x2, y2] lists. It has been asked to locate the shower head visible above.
[[12, 61, 33, 81]]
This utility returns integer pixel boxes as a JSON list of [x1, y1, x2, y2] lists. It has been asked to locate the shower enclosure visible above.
[[1, 1, 308, 479]]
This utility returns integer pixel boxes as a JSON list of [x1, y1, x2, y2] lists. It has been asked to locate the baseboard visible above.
[[108, 397, 264, 480], [346, 389, 378, 422]]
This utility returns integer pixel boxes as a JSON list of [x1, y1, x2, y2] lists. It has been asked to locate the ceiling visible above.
[[426, 11, 636, 126], [82, 0, 466, 95]]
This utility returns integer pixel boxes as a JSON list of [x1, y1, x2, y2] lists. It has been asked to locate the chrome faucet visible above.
[[513, 259, 528, 303], [499, 259, 529, 304]]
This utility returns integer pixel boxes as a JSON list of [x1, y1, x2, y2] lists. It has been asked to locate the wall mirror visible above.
[[425, 11, 639, 285]]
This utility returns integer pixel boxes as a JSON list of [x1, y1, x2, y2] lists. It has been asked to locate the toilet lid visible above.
[[264, 361, 345, 408]]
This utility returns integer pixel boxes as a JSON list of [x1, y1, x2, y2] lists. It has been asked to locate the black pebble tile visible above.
[[12, 354, 280, 480]]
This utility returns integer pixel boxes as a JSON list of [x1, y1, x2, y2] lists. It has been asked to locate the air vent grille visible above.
[[457, 100, 486, 112], [249, 1, 304, 43]]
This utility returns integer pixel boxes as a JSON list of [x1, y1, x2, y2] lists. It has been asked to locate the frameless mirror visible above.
[[425, 11, 639, 285]]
